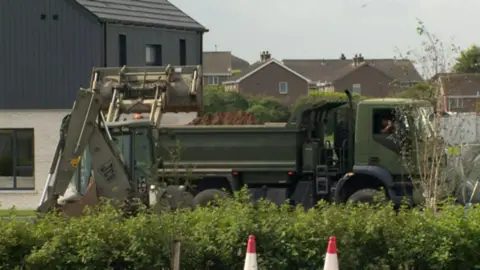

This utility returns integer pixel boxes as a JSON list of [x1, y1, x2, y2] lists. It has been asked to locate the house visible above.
[[222, 51, 311, 104], [283, 54, 423, 97], [0, 0, 206, 209], [437, 73, 480, 112], [203, 51, 250, 85]]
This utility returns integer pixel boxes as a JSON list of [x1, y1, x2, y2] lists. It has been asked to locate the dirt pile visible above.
[[188, 111, 258, 125]]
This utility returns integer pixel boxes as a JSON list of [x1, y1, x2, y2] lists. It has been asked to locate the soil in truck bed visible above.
[[188, 111, 259, 125]]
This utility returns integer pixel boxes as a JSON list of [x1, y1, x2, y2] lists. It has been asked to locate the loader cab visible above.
[[75, 119, 156, 200]]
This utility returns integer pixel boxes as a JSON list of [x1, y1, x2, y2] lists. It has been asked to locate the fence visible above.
[[439, 113, 480, 145]]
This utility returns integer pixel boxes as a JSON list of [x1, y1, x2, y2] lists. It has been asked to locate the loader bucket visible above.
[[90, 65, 203, 126]]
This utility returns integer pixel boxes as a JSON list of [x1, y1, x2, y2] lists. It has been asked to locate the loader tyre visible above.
[[193, 189, 228, 207], [347, 189, 384, 204], [154, 185, 194, 212]]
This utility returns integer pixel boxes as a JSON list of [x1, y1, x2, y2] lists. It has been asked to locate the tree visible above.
[[396, 21, 474, 212], [203, 86, 249, 113], [396, 82, 436, 106], [247, 96, 290, 123], [452, 45, 480, 73]]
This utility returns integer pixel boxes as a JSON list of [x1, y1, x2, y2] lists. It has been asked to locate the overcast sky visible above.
[[170, 0, 480, 64]]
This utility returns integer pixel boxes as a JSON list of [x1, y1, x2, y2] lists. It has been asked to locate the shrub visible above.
[[2, 190, 480, 269]]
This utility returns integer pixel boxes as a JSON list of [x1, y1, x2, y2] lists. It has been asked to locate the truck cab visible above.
[[333, 98, 433, 206]]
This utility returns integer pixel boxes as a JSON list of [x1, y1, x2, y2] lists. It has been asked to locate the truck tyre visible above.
[[347, 189, 383, 204], [193, 189, 228, 207]]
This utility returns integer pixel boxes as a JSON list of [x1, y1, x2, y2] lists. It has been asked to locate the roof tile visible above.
[[76, 0, 206, 31], [282, 59, 423, 83], [439, 73, 480, 96]]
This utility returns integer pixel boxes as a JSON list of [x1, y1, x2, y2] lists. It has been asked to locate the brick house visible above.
[[283, 54, 423, 97], [436, 73, 480, 112], [222, 51, 311, 104], [203, 51, 250, 86]]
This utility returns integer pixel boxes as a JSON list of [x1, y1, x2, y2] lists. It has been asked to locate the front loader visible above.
[[37, 65, 203, 216]]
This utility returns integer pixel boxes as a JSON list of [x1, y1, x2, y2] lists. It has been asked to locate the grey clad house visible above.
[[0, 0, 207, 209]]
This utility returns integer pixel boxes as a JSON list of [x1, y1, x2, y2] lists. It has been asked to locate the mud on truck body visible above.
[[156, 91, 436, 208]]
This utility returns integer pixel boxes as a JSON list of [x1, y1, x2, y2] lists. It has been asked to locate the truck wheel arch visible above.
[[191, 174, 239, 196], [334, 165, 396, 203]]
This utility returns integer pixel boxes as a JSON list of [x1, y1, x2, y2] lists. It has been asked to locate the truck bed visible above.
[[156, 125, 300, 173]]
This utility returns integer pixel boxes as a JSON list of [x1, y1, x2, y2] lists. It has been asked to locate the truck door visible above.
[[369, 108, 403, 175]]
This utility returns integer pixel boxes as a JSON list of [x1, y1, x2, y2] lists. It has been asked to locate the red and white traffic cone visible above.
[[243, 234, 258, 270], [323, 236, 339, 270]]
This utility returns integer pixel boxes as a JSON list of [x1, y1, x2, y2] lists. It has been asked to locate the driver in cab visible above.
[[381, 118, 395, 134]]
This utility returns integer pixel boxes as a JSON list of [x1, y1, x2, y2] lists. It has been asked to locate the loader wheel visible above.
[[347, 189, 384, 204], [193, 189, 228, 207], [153, 185, 194, 212]]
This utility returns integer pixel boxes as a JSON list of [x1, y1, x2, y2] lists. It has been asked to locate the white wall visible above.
[[0, 110, 69, 210], [0, 111, 196, 210]]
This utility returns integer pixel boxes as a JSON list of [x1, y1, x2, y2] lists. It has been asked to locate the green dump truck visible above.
[[156, 91, 434, 208]]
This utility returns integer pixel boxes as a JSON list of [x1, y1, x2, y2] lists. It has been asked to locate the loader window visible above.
[[112, 134, 132, 170], [133, 128, 153, 169]]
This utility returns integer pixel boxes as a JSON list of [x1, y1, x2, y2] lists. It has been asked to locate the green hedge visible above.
[[2, 190, 480, 269]]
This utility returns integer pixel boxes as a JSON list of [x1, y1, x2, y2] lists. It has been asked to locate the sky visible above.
[[170, 0, 480, 64]]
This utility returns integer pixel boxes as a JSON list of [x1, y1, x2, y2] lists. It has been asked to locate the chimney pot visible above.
[[353, 54, 358, 66], [358, 53, 364, 63]]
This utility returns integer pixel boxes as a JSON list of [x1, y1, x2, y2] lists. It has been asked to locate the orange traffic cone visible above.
[[323, 236, 339, 270], [243, 235, 258, 270]]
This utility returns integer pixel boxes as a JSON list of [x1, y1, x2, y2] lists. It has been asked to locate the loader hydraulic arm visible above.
[[37, 65, 203, 213]]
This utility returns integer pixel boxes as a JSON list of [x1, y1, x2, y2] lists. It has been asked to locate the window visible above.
[[179, 39, 186, 65], [207, 76, 219, 85], [118, 34, 127, 66], [352, 83, 361, 94], [448, 98, 463, 109], [279, 81, 288, 94], [400, 81, 415, 89], [0, 129, 34, 189], [145, 45, 162, 66], [372, 109, 395, 134]]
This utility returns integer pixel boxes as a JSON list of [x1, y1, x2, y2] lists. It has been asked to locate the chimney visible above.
[[358, 53, 364, 63], [260, 51, 265, 62], [353, 54, 358, 66], [264, 51, 271, 61], [340, 53, 346, 60]]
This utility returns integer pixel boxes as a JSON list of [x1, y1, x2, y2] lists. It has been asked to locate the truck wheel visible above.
[[193, 189, 228, 207], [347, 189, 383, 204]]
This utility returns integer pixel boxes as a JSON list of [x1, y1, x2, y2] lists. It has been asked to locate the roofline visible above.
[[331, 62, 394, 82], [222, 59, 311, 84], [103, 20, 208, 32], [65, 0, 102, 24], [166, 0, 209, 32]]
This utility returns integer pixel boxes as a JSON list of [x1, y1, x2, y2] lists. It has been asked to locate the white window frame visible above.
[[279, 81, 288, 94], [207, 76, 219, 85], [352, 83, 361, 94]]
